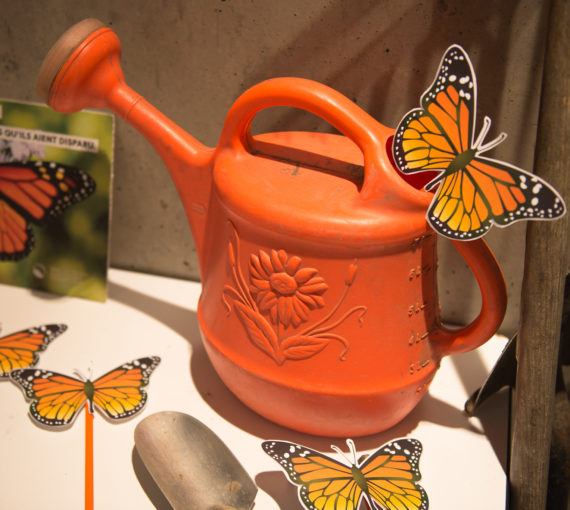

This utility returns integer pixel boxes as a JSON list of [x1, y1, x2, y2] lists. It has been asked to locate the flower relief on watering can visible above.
[[223, 225, 367, 365]]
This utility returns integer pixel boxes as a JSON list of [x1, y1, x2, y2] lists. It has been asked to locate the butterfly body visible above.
[[263, 438, 428, 510], [0, 324, 67, 377], [84, 378, 95, 403], [10, 356, 160, 427], [447, 148, 475, 174], [393, 44, 566, 239], [351, 464, 369, 494], [0, 160, 95, 260]]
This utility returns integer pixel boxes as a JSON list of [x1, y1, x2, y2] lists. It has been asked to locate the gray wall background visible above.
[[0, 0, 551, 334]]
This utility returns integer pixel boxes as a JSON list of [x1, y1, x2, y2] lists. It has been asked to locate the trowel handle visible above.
[[219, 77, 408, 200], [432, 238, 507, 357]]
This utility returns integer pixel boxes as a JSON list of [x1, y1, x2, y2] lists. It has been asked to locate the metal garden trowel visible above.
[[134, 411, 257, 510]]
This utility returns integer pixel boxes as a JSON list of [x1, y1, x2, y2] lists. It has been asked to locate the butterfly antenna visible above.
[[346, 439, 359, 466], [473, 116, 492, 149], [330, 444, 354, 466], [477, 132, 508, 154], [424, 174, 445, 192], [73, 369, 86, 381]]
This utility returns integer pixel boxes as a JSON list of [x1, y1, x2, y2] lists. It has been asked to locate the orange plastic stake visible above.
[[84, 402, 94, 510]]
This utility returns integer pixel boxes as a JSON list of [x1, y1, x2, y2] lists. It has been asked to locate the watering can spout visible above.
[[37, 19, 214, 269]]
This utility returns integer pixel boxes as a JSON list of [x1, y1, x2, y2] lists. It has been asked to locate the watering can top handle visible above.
[[219, 77, 409, 200]]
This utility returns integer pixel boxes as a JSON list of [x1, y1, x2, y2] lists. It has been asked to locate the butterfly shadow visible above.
[[256, 471, 305, 510]]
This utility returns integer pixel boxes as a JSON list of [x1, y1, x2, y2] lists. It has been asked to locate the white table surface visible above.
[[0, 268, 509, 509]]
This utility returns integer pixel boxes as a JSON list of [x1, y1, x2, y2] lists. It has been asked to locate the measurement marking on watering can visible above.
[[190, 202, 207, 214], [410, 234, 433, 251], [408, 265, 432, 281], [409, 359, 431, 375], [408, 329, 431, 346], [407, 302, 427, 317], [416, 371, 437, 392], [280, 164, 301, 176]]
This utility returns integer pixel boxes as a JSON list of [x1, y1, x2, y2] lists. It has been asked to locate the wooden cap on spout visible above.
[[37, 18, 106, 103]]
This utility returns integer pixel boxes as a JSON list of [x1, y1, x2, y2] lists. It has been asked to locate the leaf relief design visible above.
[[223, 224, 367, 365]]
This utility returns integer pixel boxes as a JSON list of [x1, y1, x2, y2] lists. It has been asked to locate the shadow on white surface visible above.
[[451, 351, 510, 472], [256, 471, 305, 510], [107, 279, 507, 508], [109, 282, 506, 510], [132, 447, 174, 510], [108, 282, 502, 447]]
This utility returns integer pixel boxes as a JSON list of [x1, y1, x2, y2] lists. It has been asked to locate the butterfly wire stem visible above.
[[84, 402, 94, 510]]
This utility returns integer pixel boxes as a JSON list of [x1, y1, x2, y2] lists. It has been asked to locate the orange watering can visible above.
[[38, 19, 507, 436]]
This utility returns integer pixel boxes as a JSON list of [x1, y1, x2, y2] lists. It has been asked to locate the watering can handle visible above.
[[433, 238, 507, 357], [218, 77, 407, 200]]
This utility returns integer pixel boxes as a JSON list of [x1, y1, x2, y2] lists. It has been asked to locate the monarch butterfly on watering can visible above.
[[392, 44, 565, 240]]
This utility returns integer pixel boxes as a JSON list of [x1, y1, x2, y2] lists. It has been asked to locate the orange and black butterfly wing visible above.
[[392, 108, 456, 184], [91, 356, 160, 420], [418, 45, 476, 155], [263, 441, 364, 510], [0, 198, 33, 259], [360, 439, 428, 510], [429, 157, 567, 239], [394, 44, 566, 239], [10, 368, 86, 427], [0, 324, 67, 377], [0, 161, 95, 260], [393, 45, 476, 177]]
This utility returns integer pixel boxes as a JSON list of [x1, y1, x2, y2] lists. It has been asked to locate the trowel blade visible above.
[[134, 411, 257, 510]]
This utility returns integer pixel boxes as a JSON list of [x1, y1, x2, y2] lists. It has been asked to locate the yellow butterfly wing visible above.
[[393, 45, 476, 176], [10, 368, 86, 427], [361, 439, 428, 510], [263, 441, 364, 510], [394, 44, 566, 240], [393, 109, 457, 174], [0, 324, 66, 376], [429, 158, 566, 239], [92, 356, 160, 420]]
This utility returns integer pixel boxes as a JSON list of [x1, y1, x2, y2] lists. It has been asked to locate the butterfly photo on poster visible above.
[[0, 160, 95, 260], [392, 44, 566, 240]]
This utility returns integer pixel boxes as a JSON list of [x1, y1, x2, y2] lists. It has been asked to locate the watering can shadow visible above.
[[38, 19, 507, 437]]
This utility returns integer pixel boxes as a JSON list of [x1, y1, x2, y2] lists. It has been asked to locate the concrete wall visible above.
[[1, 0, 550, 333]]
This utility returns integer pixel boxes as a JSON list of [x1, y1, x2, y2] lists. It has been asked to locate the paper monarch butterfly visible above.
[[0, 324, 67, 377], [392, 44, 566, 240], [10, 356, 160, 427], [0, 160, 95, 260], [263, 438, 428, 510]]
